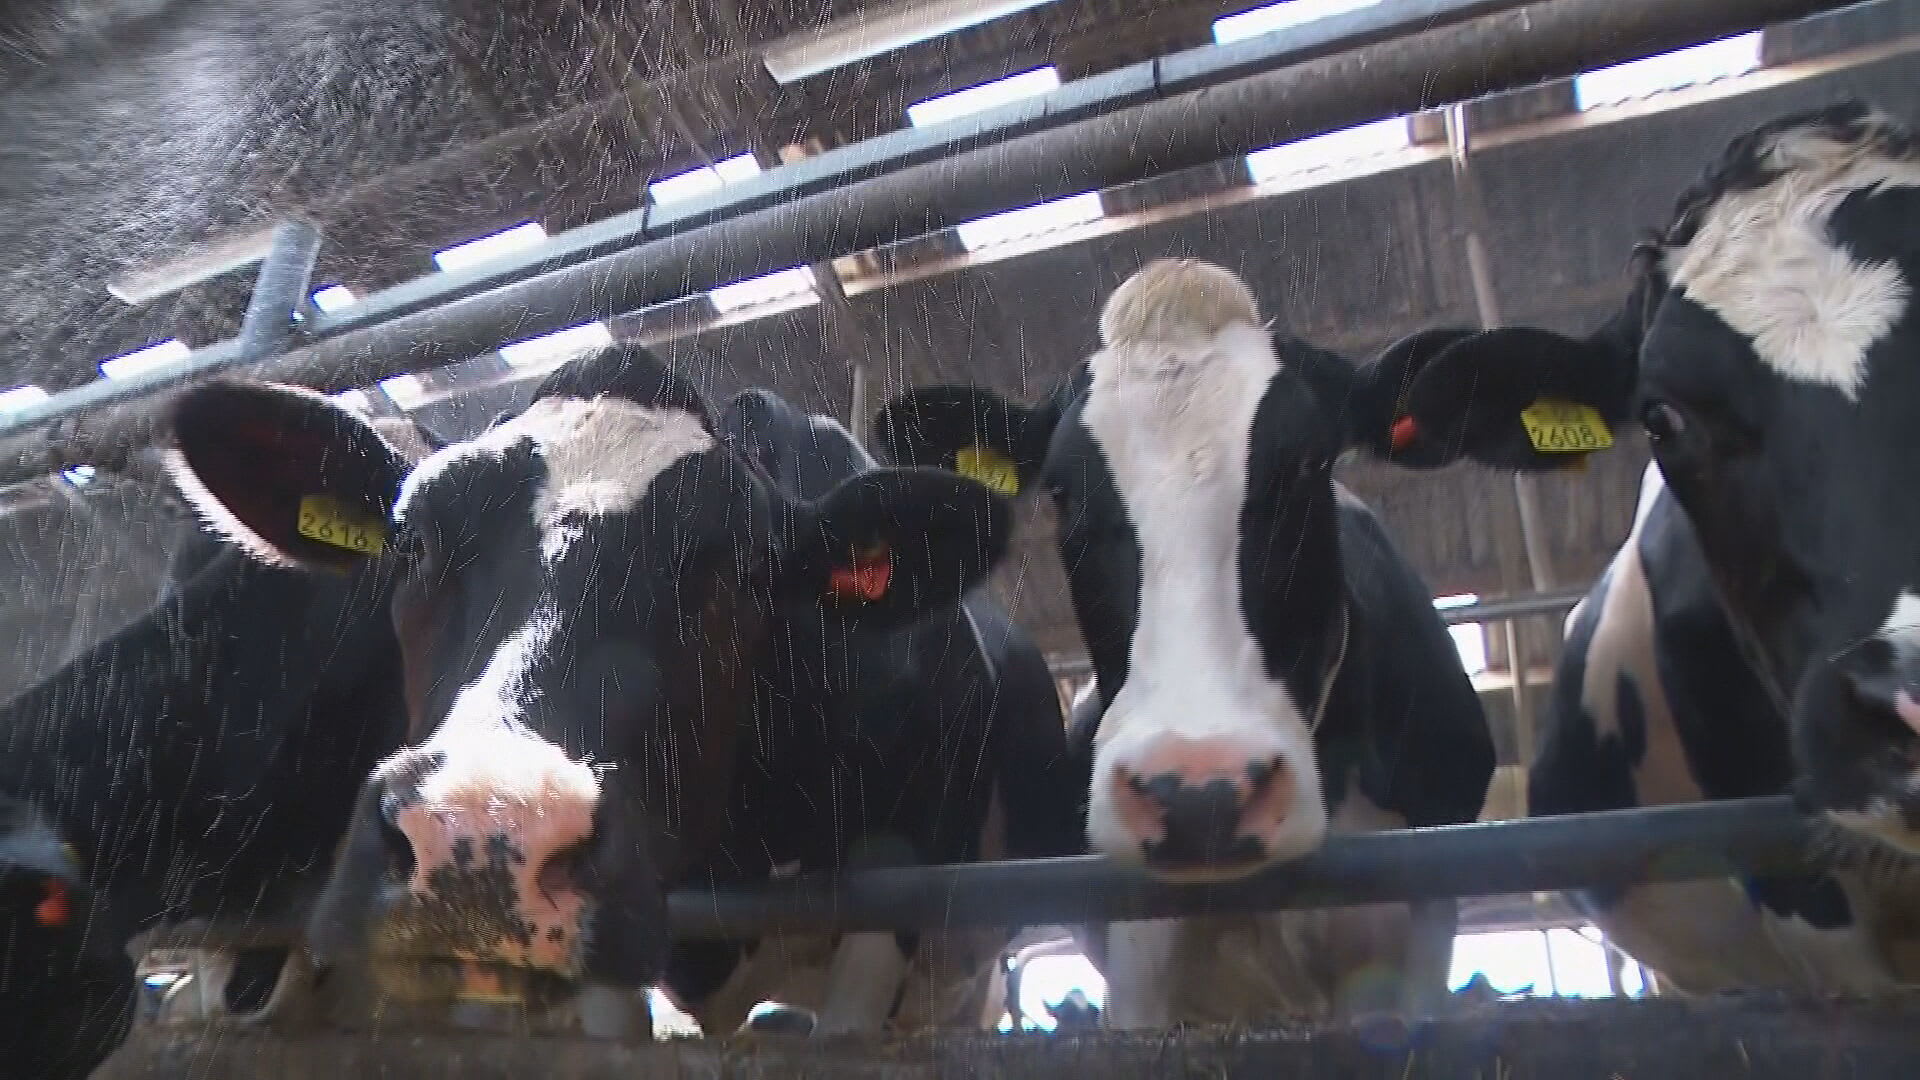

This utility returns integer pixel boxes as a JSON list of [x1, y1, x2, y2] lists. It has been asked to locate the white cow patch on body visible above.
[[1079, 275, 1327, 865], [1669, 129, 1920, 399]]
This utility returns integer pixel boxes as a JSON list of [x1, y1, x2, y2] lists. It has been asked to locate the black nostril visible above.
[[1245, 756, 1283, 789], [1127, 771, 1148, 794], [377, 792, 416, 877], [1147, 778, 1261, 867], [538, 840, 593, 899]]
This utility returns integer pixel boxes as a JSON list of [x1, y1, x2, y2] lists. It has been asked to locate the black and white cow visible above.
[[1383, 101, 1920, 865], [1531, 461, 1920, 991], [875, 259, 1495, 1025], [0, 470, 420, 1076], [163, 346, 1078, 1037]]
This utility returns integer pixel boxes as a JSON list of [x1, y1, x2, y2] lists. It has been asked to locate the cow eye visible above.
[[1640, 400, 1687, 446]]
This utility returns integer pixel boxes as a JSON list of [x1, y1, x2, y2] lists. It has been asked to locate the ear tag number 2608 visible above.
[[297, 494, 388, 556], [1521, 399, 1613, 454]]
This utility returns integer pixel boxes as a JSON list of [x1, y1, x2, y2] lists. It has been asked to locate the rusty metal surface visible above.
[[91, 993, 1920, 1078]]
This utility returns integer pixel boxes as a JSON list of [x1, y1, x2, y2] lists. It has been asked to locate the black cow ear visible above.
[[168, 381, 408, 573], [778, 468, 1013, 627], [1353, 326, 1635, 473], [872, 387, 1052, 498]]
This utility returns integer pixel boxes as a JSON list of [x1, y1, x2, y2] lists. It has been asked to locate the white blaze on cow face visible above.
[[1080, 261, 1329, 877], [384, 394, 717, 975], [1669, 126, 1920, 399]]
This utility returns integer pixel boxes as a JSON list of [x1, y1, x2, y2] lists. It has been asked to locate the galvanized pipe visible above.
[[0, 0, 1870, 483], [236, 220, 324, 360], [666, 797, 1813, 938]]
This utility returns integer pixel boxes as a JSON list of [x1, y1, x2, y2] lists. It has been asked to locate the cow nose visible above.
[[1110, 734, 1293, 871], [385, 734, 603, 972]]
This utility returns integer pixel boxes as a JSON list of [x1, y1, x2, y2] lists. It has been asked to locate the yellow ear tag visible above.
[[296, 494, 388, 556], [1520, 399, 1613, 454], [953, 446, 1021, 496]]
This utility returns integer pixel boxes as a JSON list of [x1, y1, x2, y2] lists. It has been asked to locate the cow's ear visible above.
[[168, 381, 409, 573], [1350, 326, 1637, 473], [778, 467, 1012, 626], [872, 386, 1052, 498]]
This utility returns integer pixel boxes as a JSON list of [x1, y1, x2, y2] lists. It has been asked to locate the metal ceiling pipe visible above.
[[0, 0, 1870, 484], [666, 797, 1813, 938]]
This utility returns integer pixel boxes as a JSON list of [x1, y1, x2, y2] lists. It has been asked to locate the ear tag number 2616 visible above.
[[297, 494, 387, 556], [1521, 399, 1613, 454]]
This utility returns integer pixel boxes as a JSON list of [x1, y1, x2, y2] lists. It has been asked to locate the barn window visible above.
[[648, 153, 763, 206], [379, 373, 428, 410], [1434, 593, 1488, 676], [311, 285, 358, 313], [1573, 33, 1763, 111], [98, 338, 191, 381], [764, 0, 1058, 84], [432, 221, 548, 273], [1244, 116, 1412, 189], [0, 385, 49, 414], [1451, 924, 1649, 999], [328, 390, 373, 416], [1212, 0, 1384, 45], [499, 322, 614, 371], [708, 267, 819, 314], [955, 191, 1106, 252], [997, 947, 1107, 1033], [907, 66, 1060, 128], [62, 465, 95, 487]]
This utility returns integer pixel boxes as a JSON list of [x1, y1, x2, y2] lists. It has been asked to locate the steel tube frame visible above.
[[0, 0, 1870, 484], [666, 797, 1813, 939]]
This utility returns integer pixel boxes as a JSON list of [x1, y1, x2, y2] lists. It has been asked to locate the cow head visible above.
[[166, 345, 1012, 1001], [717, 388, 877, 501], [1382, 101, 1920, 854], [875, 259, 1451, 880]]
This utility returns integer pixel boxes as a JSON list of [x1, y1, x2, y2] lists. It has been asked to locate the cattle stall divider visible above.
[[0, 0, 1874, 487]]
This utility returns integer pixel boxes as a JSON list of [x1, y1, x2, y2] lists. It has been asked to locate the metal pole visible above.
[[236, 220, 324, 360], [0, 0, 1866, 483], [665, 797, 1812, 939]]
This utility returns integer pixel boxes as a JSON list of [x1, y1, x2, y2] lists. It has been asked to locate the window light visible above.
[[62, 465, 96, 487], [954, 191, 1105, 252], [99, 338, 191, 381], [327, 389, 373, 416], [1574, 33, 1763, 111], [648, 153, 763, 206], [432, 222, 548, 273], [907, 66, 1059, 127], [764, 0, 1058, 84], [312, 285, 357, 313], [1434, 594, 1488, 677], [1213, 0, 1383, 44], [1245, 117, 1411, 185], [0, 385, 49, 414], [379, 373, 428, 410], [708, 267, 819, 313], [499, 322, 614, 370]]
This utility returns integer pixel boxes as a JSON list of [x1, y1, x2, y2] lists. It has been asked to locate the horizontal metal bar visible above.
[[666, 797, 1813, 938], [1438, 588, 1588, 625], [0, 0, 1867, 484]]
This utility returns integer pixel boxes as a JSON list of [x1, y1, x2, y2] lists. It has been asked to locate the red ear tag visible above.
[[827, 545, 893, 603], [35, 879, 70, 928], [1389, 416, 1420, 452]]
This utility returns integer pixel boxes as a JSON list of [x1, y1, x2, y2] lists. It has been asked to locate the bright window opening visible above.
[[649, 153, 763, 206], [1213, 0, 1384, 44], [432, 221, 548, 273], [996, 951, 1107, 1033], [764, 0, 1059, 84], [62, 465, 96, 487], [327, 389, 373, 416], [99, 338, 191, 381], [1574, 33, 1763, 111], [1245, 117, 1411, 186], [312, 285, 358, 313], [0, 385, 49, 414], [1434, 593, 1488, 676], [908, 66, 1059, 127], [709, 267, 819, 313], [379, 373, 428, 410], [955, 191, 1106, 252], [1450, 925, 1645, 999], [499, 322, 615, 370]]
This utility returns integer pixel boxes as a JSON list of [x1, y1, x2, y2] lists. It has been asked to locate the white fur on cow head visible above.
[[397, 395, 715, 560], [1669, 118, 1920, 400], [1080, 260, 1330, 869]]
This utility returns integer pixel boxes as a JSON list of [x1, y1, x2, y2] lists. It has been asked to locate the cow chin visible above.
[[1828, 793, 1920, 862]]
